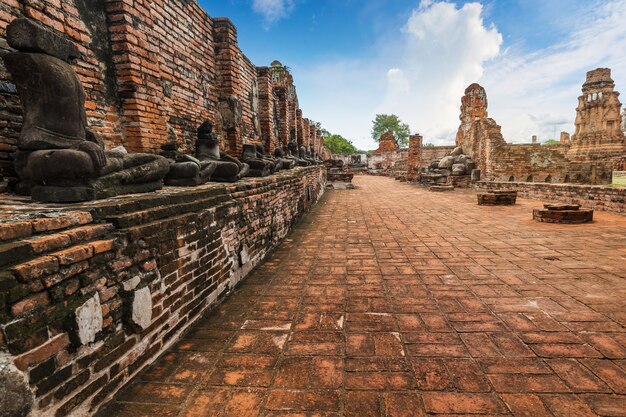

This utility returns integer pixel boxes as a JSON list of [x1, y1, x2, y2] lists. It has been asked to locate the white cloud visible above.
[[298, 0, 626, 150], [483, 0, 626, 142], [252, 0, 295, 28], [378, 1, 502, 145]]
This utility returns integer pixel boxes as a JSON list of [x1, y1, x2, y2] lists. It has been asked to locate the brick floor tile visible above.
[[410, 358, 453, 390], [265, 390, 341, 412], [546, 359, 611, 393], [422, 392, 507, 414], [581, 359, 626, 394], [488, 374, 571, 393], [499, 394, 552, 417], [345, 391, 381, 417], [541, 394, 597, 417], [115, 382, 194, 404], [345, 372, 415, 390], [579, 394, 626, 417], [384, 392, 425, 416]]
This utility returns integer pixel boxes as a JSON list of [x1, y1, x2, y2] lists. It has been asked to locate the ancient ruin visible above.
[[477, 190, 518, 206], [1, 2, 626, 417], [533, 203, 594, 224]]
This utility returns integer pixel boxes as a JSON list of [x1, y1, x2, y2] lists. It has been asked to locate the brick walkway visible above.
[[100, 176, 626, 417]]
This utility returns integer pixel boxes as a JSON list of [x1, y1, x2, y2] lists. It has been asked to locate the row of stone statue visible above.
[[160, 123, 322, 187], [2, 18, 321, 203]]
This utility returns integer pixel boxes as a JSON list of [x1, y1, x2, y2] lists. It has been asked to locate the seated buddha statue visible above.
[[195, 121, 249, 182]]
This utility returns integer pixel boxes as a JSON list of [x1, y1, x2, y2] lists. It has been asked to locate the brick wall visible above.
[[474, 181, 626, 214], [0, 166, 326, 417]]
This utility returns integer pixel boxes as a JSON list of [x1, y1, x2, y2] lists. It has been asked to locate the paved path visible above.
[[101, 176, 626, 417]]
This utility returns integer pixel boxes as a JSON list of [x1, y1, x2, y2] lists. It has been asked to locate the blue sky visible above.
[[200, 0, 626, 150]]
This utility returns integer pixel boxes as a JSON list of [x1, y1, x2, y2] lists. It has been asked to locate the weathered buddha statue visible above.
[[273, 147, 296, 170], [159, 141, 216, 186], [241, 144, 273, 177], [287, 141, 309, 167], [4, 18, 169, 202], [195, 121, 249, 182], [300, 146, 317, 165], [255, 144, 283, 172]]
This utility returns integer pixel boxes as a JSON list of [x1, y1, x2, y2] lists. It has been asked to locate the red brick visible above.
[[546, 359, 610, 393], [542, 395, 597, 417], [265, 390, 340, 412], [384, 392, 424, 417], [345, 372, 415, 390], [488, 374, 570, 393], [581, 359, 626, 394], [12, 256, 59, 282], [0, 222, 32, 241], [14, 333, 70, 370], [422, 392, 507, 414], [91, 240, 115, 254], [54, 244, 94, 265], [11, 292, 50, 316], [345, 391, 380, 417], [499, 394, 552, 417]]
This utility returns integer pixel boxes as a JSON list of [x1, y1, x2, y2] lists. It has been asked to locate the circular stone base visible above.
[[533, 207, 594, 224], [477, 190, 517, 206]]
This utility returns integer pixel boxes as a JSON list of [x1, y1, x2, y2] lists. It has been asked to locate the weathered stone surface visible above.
[[372, 131, 399, 154], [477, 190, 517, 206], [438, 156, 456, 169], [75, 294, 103, 345], [7, 18, 80, 62], [131, 287, 152, 331], [0, 354, 33, 417]]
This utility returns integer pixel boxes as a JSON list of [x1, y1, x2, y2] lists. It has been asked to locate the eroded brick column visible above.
[[408, 134, 423, 181]]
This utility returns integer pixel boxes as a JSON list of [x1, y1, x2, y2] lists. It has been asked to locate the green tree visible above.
[[542, 139, 560, 145], [324, 134, 359, 155], [371, 114, 411, 147]]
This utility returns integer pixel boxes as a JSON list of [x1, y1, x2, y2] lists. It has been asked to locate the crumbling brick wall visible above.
[[0, 166, 326, 417], [475, 180, 626, 214]]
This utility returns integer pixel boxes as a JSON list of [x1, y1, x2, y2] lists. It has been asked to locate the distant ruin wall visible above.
[[0, 0, 329, 183], [474, 181, 626, 214], [0, 166, 326, 417]]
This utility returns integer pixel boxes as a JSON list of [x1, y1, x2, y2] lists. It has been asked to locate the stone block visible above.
[[75, 294, 103, 345], [131, 287, 152, 331], [0, 353, 33, 417]]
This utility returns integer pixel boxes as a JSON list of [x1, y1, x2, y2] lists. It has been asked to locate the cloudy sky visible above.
[[202, 0, 626, 150]]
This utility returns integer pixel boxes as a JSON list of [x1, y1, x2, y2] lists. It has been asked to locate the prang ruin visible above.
[[0, 1, 625, 417]]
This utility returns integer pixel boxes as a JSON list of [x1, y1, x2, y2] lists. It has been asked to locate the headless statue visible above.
[[160, 142, 216, 186], [300, 146, 317, 165], [287, 141, 310, 167], [4, 18, 169, 202], [241, 144, 272, 177], [273, 147, 296, 170], [195, 121, 249, 182], [255, 144, 283, 172]]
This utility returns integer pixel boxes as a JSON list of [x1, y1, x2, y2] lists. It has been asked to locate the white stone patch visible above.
[[335, 315, 344, 330], [261, 324, 292, 331], [524, 300, 540, 309], [75, 294, 103, 345], [132, 287, 153, 330], [122, 276, 141, 292], [366, 312, 391, 316], [239, 244, 250, 266], [272, 334, 288, 349]]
